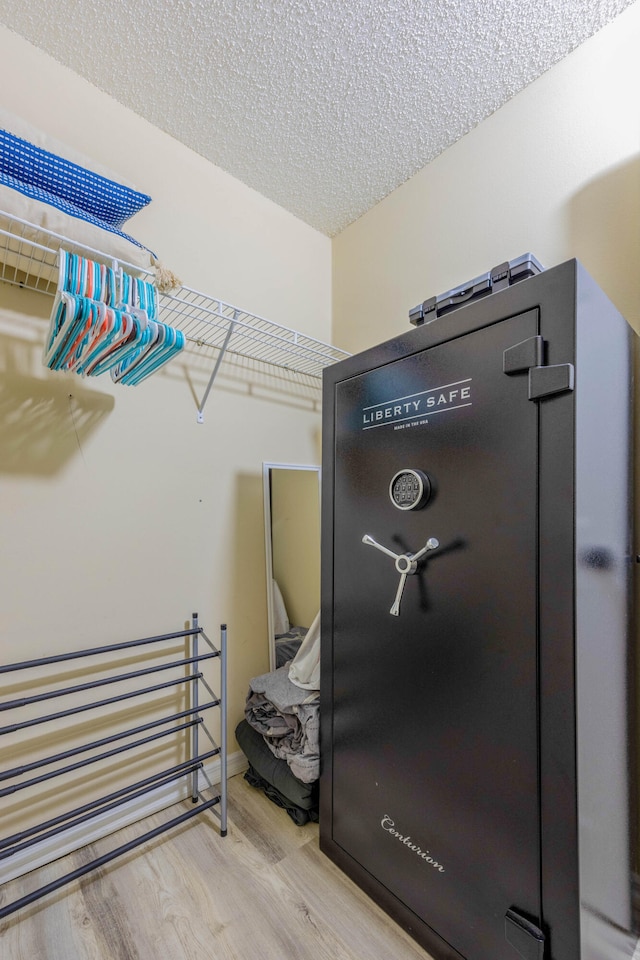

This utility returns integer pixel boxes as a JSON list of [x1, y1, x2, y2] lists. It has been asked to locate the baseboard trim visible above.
[[0, 751, 247, 885]]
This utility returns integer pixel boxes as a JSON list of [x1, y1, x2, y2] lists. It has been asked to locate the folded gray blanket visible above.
[[245, 664, 319, 783]]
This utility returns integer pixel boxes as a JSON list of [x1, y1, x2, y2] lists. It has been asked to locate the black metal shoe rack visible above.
[[0, 613, 227, 920]]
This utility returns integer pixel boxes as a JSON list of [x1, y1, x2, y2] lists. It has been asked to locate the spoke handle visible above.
[[362, 534, 440, 618], [390, 573, 407, 617], [410, 538, 440, 562], [362, 534, 401, 561]]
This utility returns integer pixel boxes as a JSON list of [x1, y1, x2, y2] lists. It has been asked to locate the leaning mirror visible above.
[[263, 463, 321, 672]]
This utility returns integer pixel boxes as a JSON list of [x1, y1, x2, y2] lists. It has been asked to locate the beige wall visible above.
[[330, 0, 640, 856], [332, 2, 640, 354], [0, 24, 330, 841], [1, 1, 639, 860]]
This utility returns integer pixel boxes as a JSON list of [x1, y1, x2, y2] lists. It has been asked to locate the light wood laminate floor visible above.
[[0, 773, 433, 960]]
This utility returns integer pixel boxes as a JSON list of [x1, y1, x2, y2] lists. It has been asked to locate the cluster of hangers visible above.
[[43, 250, 185, 385]]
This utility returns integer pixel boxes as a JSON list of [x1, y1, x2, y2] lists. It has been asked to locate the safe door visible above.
[[325, 309, 543, 960]]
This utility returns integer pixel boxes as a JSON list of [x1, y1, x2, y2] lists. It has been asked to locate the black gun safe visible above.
[[320, 258, 637, 960]]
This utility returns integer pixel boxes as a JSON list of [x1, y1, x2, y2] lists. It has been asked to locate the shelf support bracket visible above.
[[197, 311, 238, 423]]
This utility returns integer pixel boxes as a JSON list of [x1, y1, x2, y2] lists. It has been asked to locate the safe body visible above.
[[320, 259, 637, 960]]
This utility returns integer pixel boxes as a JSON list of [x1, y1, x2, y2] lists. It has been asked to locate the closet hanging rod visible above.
[[0, 225, 54, 258], [0, 210, 351, 386], [0, 216, 141, 275]]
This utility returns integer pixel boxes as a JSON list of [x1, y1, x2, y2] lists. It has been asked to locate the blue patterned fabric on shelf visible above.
[[0, 128, 151, 228], [0, 168, 153, 255]]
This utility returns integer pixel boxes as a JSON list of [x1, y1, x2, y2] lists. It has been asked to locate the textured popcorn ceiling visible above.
[[0, 0, 636, 235]]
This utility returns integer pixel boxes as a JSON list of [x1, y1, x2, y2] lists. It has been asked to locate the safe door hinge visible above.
[[505, 908, 546, 960], [503, 336, 544, 374], [503, 335, 574, 401], [528, 362, 574, 400]]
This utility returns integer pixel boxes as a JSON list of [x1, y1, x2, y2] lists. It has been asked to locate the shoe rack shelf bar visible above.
[[0, 614, 227, 921]]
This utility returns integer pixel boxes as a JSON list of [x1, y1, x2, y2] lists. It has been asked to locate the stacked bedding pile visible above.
[[236, 612, 320, 824], [0, 107, 155, 278]]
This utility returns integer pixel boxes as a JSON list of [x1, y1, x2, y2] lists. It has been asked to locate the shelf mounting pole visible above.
[[196, 311, 238, 423]]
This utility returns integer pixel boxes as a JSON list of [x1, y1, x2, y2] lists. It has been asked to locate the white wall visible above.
[[0, 26, 331, 843], [332, 2, 640, 353]]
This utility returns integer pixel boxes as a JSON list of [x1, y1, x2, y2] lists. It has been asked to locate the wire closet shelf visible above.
[[0, 211, 351, 380]]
